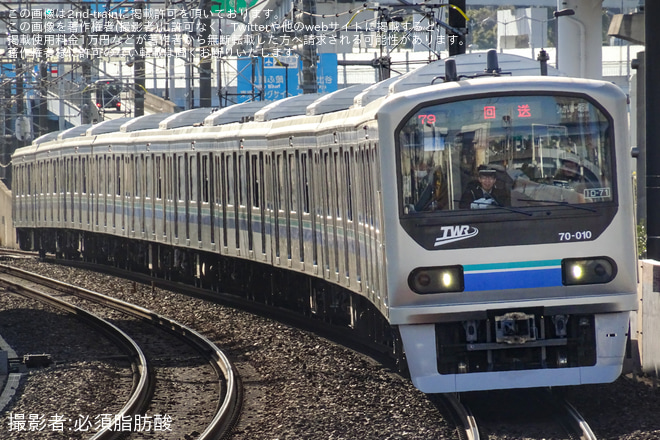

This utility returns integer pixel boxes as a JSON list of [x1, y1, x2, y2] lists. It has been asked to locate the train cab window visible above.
[[95, 79, 122, 112], [397, 94, 614, 215]]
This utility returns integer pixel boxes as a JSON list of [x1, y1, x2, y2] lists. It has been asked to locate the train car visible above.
[[94, 79, 122, 112], [11, 53, 638, 393]]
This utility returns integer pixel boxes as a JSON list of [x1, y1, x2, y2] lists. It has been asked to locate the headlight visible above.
[[562, 257, 616, 285], [408, 266, 464, 294]]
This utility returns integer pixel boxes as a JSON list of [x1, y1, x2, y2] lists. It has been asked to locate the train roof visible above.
[[18, 51, 566, 152], [203, 101, 270, 126], [254, 93, 325, 122], [306, 84, 370, 116], [388, 52, 560, 95], [352, 76, 399, 108], [87, 117, 133, 135], [160, 108, 215, 129], [119, 113, 174, 132], [32, 131, 60, 145], [57, 124, 93, 140]]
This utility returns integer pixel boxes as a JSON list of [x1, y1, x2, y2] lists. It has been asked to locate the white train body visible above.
[[12, 54, 637, 393], [379, 77, 637, 392]]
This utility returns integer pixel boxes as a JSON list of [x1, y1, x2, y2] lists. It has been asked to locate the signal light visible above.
[[408, 266, 464, 294], [562, 257, 616, 285]]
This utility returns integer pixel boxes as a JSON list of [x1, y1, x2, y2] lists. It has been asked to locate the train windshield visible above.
[[398, 94, 614, 215], [95, 80, 122, 110]]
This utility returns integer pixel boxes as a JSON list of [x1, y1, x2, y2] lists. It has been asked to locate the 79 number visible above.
[[418, 114, 436, 125]]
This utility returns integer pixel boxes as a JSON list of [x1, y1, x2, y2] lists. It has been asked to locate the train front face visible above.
[[379, 77, 637, 393]]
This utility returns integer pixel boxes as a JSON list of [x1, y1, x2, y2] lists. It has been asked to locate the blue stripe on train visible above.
[[464, 267, 563, 292]]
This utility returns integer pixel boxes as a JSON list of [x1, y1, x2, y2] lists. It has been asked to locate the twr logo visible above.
[[434, 225, 479, 246]]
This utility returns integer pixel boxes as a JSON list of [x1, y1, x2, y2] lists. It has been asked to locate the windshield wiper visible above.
[[453, 200, 532, 216], [520, 199, 598, 213]]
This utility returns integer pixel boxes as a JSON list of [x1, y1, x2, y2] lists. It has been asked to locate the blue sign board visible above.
[[316, 53, 338, 94], [236, 57, 262, 103], [237, 54, 338, 103], [263, 56, 299, 101], [1, 64, 15, 78], [237, 56, 299, 102]]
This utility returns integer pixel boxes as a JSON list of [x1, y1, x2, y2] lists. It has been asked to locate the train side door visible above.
[[236, 151, 249, 256], [201, 153, 213, 250], [250, 152, 268, 262], [270, 151, 283, 265], [224, 152, 238, 252], [188, 152, 199, 246], [262, 154, 273, 263]]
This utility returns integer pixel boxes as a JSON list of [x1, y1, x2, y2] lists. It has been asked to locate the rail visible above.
[[562, 399, 597, 440], [0, 263, 241, 440], [0, 267, 150, 440], [443, 394, 480, 440]]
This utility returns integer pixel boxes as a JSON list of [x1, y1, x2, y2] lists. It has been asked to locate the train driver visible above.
[[553, 160, 584, 186], [459, 165, 511, 209]]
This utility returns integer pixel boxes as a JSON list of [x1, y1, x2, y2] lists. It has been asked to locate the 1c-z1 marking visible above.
[[558, 230, 592, 241]]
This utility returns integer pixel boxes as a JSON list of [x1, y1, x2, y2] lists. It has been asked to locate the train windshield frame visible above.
[[95, 79, 122, 111], [396, 93, 616, 217]]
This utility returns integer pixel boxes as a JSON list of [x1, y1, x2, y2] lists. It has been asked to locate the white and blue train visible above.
[[12, 53, 638, 392]]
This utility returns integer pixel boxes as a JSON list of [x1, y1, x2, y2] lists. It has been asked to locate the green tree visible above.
[[467, 7, 497, 51]]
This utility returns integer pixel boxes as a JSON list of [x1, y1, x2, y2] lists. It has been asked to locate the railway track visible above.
[[439, 394, 481, 440], [29, 252, 398, 369], [0, 263, 241, 439], [0, 251, 606, 439], [446, 388, 597, 440]]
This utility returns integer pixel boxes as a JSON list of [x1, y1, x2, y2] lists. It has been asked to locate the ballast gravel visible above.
[[2, 258, 660, 440]]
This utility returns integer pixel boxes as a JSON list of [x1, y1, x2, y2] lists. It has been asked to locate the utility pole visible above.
[[199, 0, 213, 108], [81, 2, 92, 124], [447, 0, 466, 56], [0, 74, 9, 187], [297, 0, 318, 94], [37, 42, 48, 137], [134, 1, 146, 117]]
